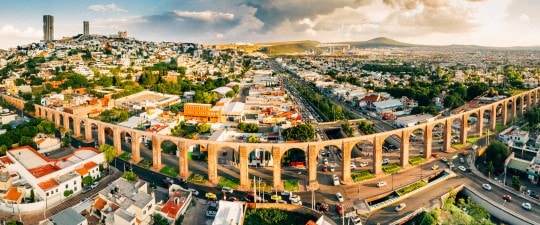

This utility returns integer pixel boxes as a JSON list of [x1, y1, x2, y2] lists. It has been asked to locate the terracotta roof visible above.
[[28, 164, 60, 178], [136, 218, 141, 224], [3, 187, 22, 202], [84, 161, 99, 170], [38, 178, 59, 190], [0, 156, 13, 164], [93, 197, 107, 211], [75, 167, 88, 176], [160, 193, 185, 218]]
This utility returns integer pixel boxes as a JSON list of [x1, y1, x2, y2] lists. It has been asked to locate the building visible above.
[[83, 21, 89, 36], [43, 15, 54, 41], [394, 114, 435, 128], [212, 200, 244, 225], [155, 184, 192, 223], [46, 207, 88, 225], [118, 31, 127, 39], [372, 99, 403, 113], [184, 103, 221, 122], [92, 177, 155, 225]]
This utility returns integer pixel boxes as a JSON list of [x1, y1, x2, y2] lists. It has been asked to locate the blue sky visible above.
[[1, 0, 539, 49]]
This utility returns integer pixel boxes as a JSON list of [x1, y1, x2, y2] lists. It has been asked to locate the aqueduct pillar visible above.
[[151, 136, 162, 170], [272, 146, 283, 191], [238, 145, 250, 190], [207, 144, 219, 184], [131, 132, 141, 163], [178, 141, 189, 179]]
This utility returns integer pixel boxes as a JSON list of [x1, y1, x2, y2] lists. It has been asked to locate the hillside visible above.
[[258, 40, 320, 55], [335, 37, 418, 48]]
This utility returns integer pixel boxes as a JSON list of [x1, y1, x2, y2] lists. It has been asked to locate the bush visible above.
[[244, 208, 317, 225], [188, 173, 207, 184], [382, 163, 401, 174], [351, 170, 375, 182], [396, 180, 427, 196], [409, 156, 426, 166]]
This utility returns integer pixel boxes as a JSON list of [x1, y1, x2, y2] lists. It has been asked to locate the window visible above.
[[75, 187, 77, 191], [46, 192, 49, 197], [65, 184, 68, 189], [74, 180, 76, 185], [143, 210, 146, 215]]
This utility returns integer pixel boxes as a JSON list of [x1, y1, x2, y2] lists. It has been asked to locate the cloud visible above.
[[89, 3, 127, 13], [94, 16, 148, 28], [173, 10, 234, 22], [519, 14, 530, 22], [0, 24, 41, 39]]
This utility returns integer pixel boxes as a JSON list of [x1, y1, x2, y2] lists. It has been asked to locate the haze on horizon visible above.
[[0, 0, 539, 49]]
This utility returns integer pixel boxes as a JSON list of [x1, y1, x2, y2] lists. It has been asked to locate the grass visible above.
[[251, 179, 273, 192], [408, 156, 426, 166], [382, 163, 402, 174], [396, 180, 427, 196], [137, 159, 152, 169], [283, 179, 299, 191], [495, 124, 504, 132], [351, 170, 375, 182], [466, 136, 480, 144], [118, 152, 131, 161], [159, 165, 179, 177], [218, 177, 239, 189], [188, 173, 208, 185], [452, 143, 465, 149]]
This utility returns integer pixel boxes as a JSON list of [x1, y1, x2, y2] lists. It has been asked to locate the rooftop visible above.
[[212, 200, 244, 225], [3, 187, 22, 202], [49, 207, 87, 225]]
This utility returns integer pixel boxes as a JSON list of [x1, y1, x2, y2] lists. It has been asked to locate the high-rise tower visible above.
[[43, 15, 54, 41], [83, 21, 89, 36]]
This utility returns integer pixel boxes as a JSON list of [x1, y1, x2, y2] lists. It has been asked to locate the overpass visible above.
[[1, 87, 539, 191]]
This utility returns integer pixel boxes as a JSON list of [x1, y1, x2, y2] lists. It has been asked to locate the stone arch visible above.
[[451, 117, 463, 145], [281, 147, 306, 168], [354, 139, 374, 168], [248, 147, 273, 167], [161, 139, 177, 156], [430, 122, 445, 153], [523, 94, 530, 112], [382, 134, 401, 166], [465, 111, 479, 137], [217, 146, 238, 165], [494, 102, 504, 127], [409, 128, 425, 158]]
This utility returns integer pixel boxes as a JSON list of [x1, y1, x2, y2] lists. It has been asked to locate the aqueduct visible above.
[[2, 87, 540, 191]]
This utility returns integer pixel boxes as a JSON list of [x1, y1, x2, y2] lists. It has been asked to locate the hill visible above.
[[257, 40, 320, 55], [334, 37, 418, 48]]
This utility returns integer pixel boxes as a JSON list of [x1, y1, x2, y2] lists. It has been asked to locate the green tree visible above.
[[486, 161, 494, 178], [341, 120, 354, 137], [6, 220, 23, 225], [37, 120, 56, 134], [122, 171, 137, 182], [238, 122, 258, 133], [23, 101, 35, 114], [197, 123, 211, 134], [357, 121, 375, 134], [247, 134, 260, 143], [282, 124, 316, 141], [99, 144, 117, 170], [512, 175, 522, 190], [524, 107, 540, 128], [225, 90, 235, 98], [82, 176, 93, 187], [63, 189, 74, 197], [485, 141, 511, 175], [443, 94, 465, 109], [152, 213, 169, 225], [466, 82, 489, 101]]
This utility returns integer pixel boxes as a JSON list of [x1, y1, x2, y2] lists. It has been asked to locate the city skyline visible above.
[[0, 0, 539, 49]]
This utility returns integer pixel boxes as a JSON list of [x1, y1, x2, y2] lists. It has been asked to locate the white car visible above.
[[90, 182, 99, 189], [329, 165, 335, 172], [458, 166, 466, 172], [323, 158, 329, 165], [359, 162, 368, 167], [395, 203, 407, 212], [291, 199, 302, 205], [221, 186, 234, 194], [377, 181, 387, 187], [289, 194, 301, 201], [522, 202, 532, 210], [332, 174, 340, 186], [482, 183, 492, 191], [350, 162, 357, 169], [187, 188, 199, 196], [382, 158, 389, 165], [336, 192, 344, 202], [281, 191, 291, 196]]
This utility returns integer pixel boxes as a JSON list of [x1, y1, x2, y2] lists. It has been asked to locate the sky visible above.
[[0, 0, 539, 49]]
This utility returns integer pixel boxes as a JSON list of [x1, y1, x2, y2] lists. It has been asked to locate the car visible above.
[[205, 211, 217, 217], [502, 194, 512, 202], [440, 157, 448, 162], [289, 194, 301, 202], [431, 165, 439, 170], [276, 199, 287, 204], [395, 203, 407, 212], [221, 186, 234, 194], [431, 153, 438, 158], [322, 165, 328, 172], [350, 162, 357, 169], [205, 192, 217, 200], [270, 194, 282, 201], [315, 202, 329, 212], [482, 183, 492, 191], [187, 188, 199, 196], [90, 182, 99, 189], [460, 157, 465, 163], [291, 199, 302, 205], [163, 177, 174, 184], [522, 202, 532, 210], [82, 187, 91, 194], [458, 166, 466, 172], [377, 181, 387, 187], [329, 165, 335, 172], [350, 216, 362, 225], [461, 151, 468, 156], [323, 158, 329, 165], [332, 174, 340, 186], [336, 192, 344, 202], [227, 196, 239, 201], [382, 158, 389, 165], [281, 191, 291, 196], [335, 203, 343, 215], [359, 162, 368, 167]]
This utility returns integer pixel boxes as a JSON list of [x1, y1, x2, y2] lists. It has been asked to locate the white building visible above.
[[212, 200, 245, 225], [394, 114, 435, 128]]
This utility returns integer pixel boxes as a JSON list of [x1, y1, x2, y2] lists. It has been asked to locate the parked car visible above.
[[460, 157, 465, 163], [377, 181, 387, 187], [289, 194, 301, 202], [315, 202, 329, 212], [329, 165, 335, 172], [205, 192, 217, 200], [323, 158, 329, 165], [332, 174, 340, 186], [322, 165, 328, 172], [188, 188, 199, 196], [522, 202, 532, 210], [382, 158, 389, 165], [395, 203, 407, 212], [431, 153, 438, 158], [458, 166, 466, 172], [205, 211, 217, 217], [291, 199, 302, 205], [281, 191, 291, 196], [82, 187, 91, 194], [271, 194, 282, 201], [90, 182, 99, 189], [440, 157, 448, 162], [336, 192, 344, 202], [227, 197, 238, 201], [221, 186, 234, 194], [335, 203, 343, 215], [482, 183, 492, 191], [350, 162, 357, 169], [431, 165, 439, 170], [359, 162, 368, 167], [502, 194, 512, 202]]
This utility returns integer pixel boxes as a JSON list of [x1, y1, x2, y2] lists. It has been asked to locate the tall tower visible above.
[[43, 15, 54, 41], [83, 21, 89, 36]]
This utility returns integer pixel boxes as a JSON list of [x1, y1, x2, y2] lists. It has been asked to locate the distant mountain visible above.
[[333, 37, 418, 48], [257, 40, 320, 55]]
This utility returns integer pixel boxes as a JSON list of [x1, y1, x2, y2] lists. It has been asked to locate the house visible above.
[[372, 99, 403, 113], [394, 114, 435, 128], [155, 184, 192, 223], [45, 207, 88, 225], [92, 177, 155, 225], [212, 200, 245, 225]]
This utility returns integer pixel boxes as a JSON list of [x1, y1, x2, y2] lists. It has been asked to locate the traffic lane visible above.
[[366, 175, 472, 225]]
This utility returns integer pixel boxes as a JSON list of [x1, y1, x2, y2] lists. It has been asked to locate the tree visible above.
[[282, 124, 316, 141], [485, 141, 511, 175], [6, 221, 23, 225], [123, 171, 137, 182], [37, 120, 56, 134], [225, 90, 235, 98], [341, 121, 354, 137], [99, 144, 117, 170], [512, 175, 522, 190], [23, 101, 35, 114], [63, 189, 74, 197], [444, 94, 465, 109], [486, 161, 494, 178], [247, 134, 260, 143], [82, 176, 93, 187], [197, 123, 211, 134], [357, 121, 375, 134], [152, 213, 169, 225], [466, 82, 489, 101], [524, 107, 540, 128], [238, 122, 258, 133]]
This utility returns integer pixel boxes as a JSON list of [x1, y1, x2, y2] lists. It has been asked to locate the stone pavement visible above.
[[2, 167, 122, 224]]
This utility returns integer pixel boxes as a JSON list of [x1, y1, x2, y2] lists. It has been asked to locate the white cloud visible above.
[[89, 3, 127, 13], [94, 16, 148, 27], [173, 10, 234, 22], [519, 14, 530, 22], [0, 24, 41, 39]]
